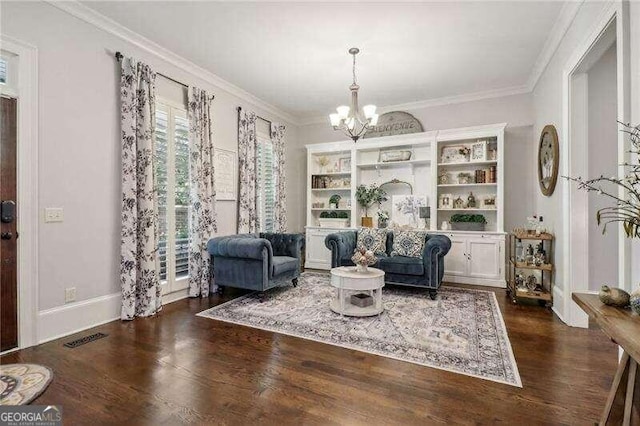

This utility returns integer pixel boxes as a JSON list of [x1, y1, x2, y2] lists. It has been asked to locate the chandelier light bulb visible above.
[[370, 113, 379, 126], [329, 113, 341, 127], [336, 106, 350, 120], [363, 105, 377, 119]]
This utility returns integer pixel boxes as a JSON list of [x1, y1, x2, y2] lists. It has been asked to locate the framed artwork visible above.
[[339, 157, 351, 172], [538, 124, 559, 196], [392, 195, 427, 227], [439, 193, 453, 209], [214, 148, 237, 201], [440, 145, 468, 164], [470, 140, 487, 162], [378, 148, 412, 163]]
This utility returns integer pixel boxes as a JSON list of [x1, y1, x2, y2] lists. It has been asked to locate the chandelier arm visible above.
[[355, 123, 368, 138], [341, 127, 355, 140]]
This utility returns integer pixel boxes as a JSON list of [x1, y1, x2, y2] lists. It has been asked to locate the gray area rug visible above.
[[198, 272, 521, 387]]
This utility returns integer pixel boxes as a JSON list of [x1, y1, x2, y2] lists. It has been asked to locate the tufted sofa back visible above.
[[260, 233, 304, 258]]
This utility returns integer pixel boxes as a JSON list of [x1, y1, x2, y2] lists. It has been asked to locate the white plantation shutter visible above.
[[155, 108, 169, 281], [174, 114, 190, 278], [154, 103, 190, 288], [257, 137, 276, 232]]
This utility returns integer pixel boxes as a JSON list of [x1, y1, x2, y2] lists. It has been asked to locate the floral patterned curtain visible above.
[[188, 87, 217, 297], [271, 123, 287, 232], [237, 110, 258, 233], [119, 57, 161, 320]]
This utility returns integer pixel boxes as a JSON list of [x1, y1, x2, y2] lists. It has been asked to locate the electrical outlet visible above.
[[44, 208, 64, 223], [64, 287, 76, 304]]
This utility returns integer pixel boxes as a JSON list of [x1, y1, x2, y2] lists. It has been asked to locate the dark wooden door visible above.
[[1, 96, 18, 351]]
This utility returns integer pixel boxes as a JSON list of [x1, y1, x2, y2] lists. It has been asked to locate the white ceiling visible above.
[[81, 1, 566, 120]]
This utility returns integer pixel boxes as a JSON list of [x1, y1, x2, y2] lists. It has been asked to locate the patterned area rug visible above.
[[0, 364, 53, 405], [198, 272, 521, 387]]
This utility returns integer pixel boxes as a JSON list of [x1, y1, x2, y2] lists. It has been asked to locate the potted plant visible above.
[[316, 155, 330, 173], [449, 214, 487, 231], [377, 210, 389, 228], [318, 210, 349, 228], [356, 184, 386, 227], [329, 194, 342, 209]]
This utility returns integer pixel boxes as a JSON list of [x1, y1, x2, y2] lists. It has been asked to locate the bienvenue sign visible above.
[[363, 111, 423, 139]]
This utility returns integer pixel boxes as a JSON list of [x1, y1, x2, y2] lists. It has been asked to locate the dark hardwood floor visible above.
[[1, 283, 618, 425]]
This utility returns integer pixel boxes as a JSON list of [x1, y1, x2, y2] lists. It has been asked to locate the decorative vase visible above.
[[361, 216, 373, 227], [630, 285, 640, 315], [356, 263, 368, 273]]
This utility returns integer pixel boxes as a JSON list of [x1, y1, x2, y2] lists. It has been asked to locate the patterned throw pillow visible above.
[[356, 228, 388, 255], [391, 230, 427, 258]]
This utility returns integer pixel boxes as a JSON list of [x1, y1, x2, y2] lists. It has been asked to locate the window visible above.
[[155, 102, 190, 293], [257, 134, 276, 232]]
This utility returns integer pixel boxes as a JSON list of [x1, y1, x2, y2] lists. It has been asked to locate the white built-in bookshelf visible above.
[[305, 123, 507, 287]]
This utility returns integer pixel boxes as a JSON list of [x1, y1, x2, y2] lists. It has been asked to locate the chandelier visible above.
[[329, 48, 378, 142]]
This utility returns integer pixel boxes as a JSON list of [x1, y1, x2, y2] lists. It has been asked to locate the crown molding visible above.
[[300, 2, 584, 127], [526, 1, 583, 91], [298, 84, 530, 126], [46, 1, 298, 124], [47, 0, 584, 128]]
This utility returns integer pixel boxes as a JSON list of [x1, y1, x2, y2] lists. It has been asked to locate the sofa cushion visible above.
[[272, 256, 299, 276], [391, 230, 427, 258], [378, 256, 424, 276], [356, 228, 388, 255]]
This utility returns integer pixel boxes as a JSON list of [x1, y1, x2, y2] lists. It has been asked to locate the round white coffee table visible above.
[[330, 267, 385, 317]]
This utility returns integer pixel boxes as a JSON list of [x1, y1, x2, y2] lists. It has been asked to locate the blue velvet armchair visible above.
[[207, 233, 304, 297], [325, 231, 451, 299]]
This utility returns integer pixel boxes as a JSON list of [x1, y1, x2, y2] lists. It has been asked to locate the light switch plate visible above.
[[44, 208, 64, 223]]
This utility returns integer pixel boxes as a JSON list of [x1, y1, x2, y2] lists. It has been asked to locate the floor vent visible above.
[[63, 332, 108, 348]]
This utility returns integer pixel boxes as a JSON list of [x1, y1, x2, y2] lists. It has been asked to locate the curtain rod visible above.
[[236, 106, 271, 125], [115, 51, 189, 90]]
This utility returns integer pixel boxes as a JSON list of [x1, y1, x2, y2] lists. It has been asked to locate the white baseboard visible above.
[[443, 274, 506, 288], [38, 292, 121, 344], [552, 285, 565, 323], [37, 288, 191, 345]]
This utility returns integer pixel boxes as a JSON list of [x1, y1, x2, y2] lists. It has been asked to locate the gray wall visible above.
[[531, 2, 620, 307], [587, 44, 618, 290], [1, 1, 299, 311]]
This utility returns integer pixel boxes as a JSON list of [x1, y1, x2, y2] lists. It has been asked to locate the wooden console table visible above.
[[573, 293, 639, 425]]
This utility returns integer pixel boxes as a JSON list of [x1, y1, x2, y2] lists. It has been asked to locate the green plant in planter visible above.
[[450, 214, 487, 224], [355, 184, 387, 217], [319, 211, 330, 219], [337, 211, 349, 219], [329, 194, 342, 208], [328, 211, 338, 218]]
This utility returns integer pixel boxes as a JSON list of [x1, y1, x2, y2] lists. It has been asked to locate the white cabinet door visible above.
[[444, 236, 468, 276], [305, 229, 334, 270], [468, 238, 501, 279]]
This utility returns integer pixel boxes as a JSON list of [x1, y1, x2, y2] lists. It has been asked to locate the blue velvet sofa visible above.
[[325, 231, 451, 299], [207, 233, 304, 297]]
